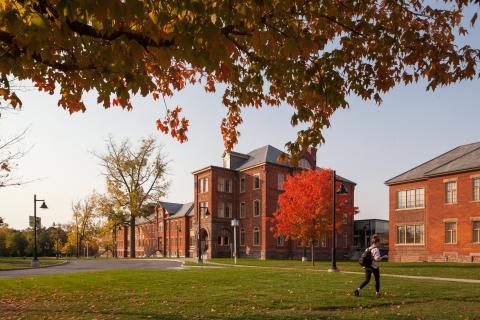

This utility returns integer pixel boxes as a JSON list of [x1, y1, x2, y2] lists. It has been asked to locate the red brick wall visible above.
[[389, 170, 480, 262]]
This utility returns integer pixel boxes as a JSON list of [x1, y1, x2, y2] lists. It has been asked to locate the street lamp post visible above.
[[32, 194, 48, 268], [328, 171, 348, 272], [231, 218, 239, 264]]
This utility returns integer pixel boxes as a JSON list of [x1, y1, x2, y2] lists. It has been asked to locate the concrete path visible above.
[[199, 261, 480, 284], [0, 259, 183, 279]]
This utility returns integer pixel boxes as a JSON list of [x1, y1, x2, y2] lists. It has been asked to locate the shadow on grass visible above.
[[4, 296, 480, 320]]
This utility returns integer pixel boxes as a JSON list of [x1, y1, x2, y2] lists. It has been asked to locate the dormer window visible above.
[[299, 158, 311, 169]]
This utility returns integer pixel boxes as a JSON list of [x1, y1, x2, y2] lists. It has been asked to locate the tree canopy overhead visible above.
[[0, 0, 479, 155]]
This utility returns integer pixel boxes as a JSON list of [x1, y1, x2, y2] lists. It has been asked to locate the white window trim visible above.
[[239, 202, 246, 219], [253, 227, 260, 246], [444, 221, 457, 245], [395, 188, 425, 210], [445, 181, 458, 204], [240, 176, 246, 193], [394, 224, 425, 246], [473, 221, 480, 244], [239, 228, 246, 246], [253, 174, 261, 190], [253, 199, 261, 217]]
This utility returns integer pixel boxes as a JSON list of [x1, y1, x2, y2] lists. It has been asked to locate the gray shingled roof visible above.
[[225, 145, 356, 184], [137, 201, 193, 224], [385, 142, 480, 185], [232, 145, 291, 170], [159, 201, 183, 214], [169, 202, 194, 218]]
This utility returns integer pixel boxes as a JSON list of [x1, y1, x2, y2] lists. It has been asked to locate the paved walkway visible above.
[[199, 261, 480, 284], [0, 259, 183, 279]]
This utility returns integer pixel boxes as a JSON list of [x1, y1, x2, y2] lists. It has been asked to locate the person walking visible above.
[[354, 234, 387, 297]]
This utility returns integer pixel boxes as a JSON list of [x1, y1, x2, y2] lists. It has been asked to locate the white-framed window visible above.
[[253, 174, 261, 189], [314, 239, 320, 247], [445, 181, 457, 204], [276, 235, 285, 247], [240, 228, 245, 246], [473, 178, 480, 201], [396, 224, 424, 244], [199, 177, 209, 193], [342, 232, 348, 248], [396, 188, 425, 209], [253, 227, 260, 246], [445, 222, 457, 243], [278, 172, 285, 190], [473, 221, 480, 243], [445, 222, 457, 244], [217, 177, 225, 192], [239, 202, 246, 218], [240, 176, 246, 193], [253, 199, 261, 217], [299, 158, 311, 169]]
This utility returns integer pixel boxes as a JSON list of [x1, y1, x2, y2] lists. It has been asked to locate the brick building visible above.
[[385, 142, 480, 262], [114, 145, 356, 260], [192, 145, 356, 260], [115, 202, 194, 258]]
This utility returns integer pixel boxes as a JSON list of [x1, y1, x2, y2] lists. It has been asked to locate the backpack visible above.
[[359, 248, 372, 268]]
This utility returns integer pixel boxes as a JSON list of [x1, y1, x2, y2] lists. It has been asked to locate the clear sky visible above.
[[1, 16, 480, 230]]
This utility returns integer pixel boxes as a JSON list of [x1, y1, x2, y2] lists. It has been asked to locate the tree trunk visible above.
[[112, 227, 117, 258], [311, 241, 315, 266], [130, 216, 136, 258]]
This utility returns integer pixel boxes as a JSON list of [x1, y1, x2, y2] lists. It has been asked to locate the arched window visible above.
[[253, 227, 260, 246]]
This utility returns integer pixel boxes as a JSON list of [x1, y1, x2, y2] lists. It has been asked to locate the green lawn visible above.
[[207, 258, 480, 280], [0, 267, 479, 319], [0, 257, 64, 270]]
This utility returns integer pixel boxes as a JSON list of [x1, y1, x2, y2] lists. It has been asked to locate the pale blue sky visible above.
[[1, 76, 479, 230]]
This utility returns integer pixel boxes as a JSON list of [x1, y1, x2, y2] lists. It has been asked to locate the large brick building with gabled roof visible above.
[[115, 145, 357, 260], [386, 142, 480, 262], [192, 145, 356, 260]]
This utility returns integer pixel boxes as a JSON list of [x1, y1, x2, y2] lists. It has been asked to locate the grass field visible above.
[[0, 266, 479, 319], [0, 257, 65, 270], [207, 258, 480, 280]]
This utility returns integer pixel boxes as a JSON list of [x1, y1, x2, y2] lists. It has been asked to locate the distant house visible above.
[[385, 142, 480, 262]]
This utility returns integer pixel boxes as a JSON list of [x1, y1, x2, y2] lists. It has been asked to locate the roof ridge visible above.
[[384, 145, 463, 185], [424, 144, 480, 175]]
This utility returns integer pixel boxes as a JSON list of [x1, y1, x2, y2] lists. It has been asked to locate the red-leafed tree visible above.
[[272, 169, 355, 266]]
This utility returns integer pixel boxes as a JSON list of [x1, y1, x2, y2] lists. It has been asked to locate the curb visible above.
[[0, 260, 69, 272]]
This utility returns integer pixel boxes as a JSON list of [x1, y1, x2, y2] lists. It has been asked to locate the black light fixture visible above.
[[32, 194, 48, 268], [328, 171, 349, 273]]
